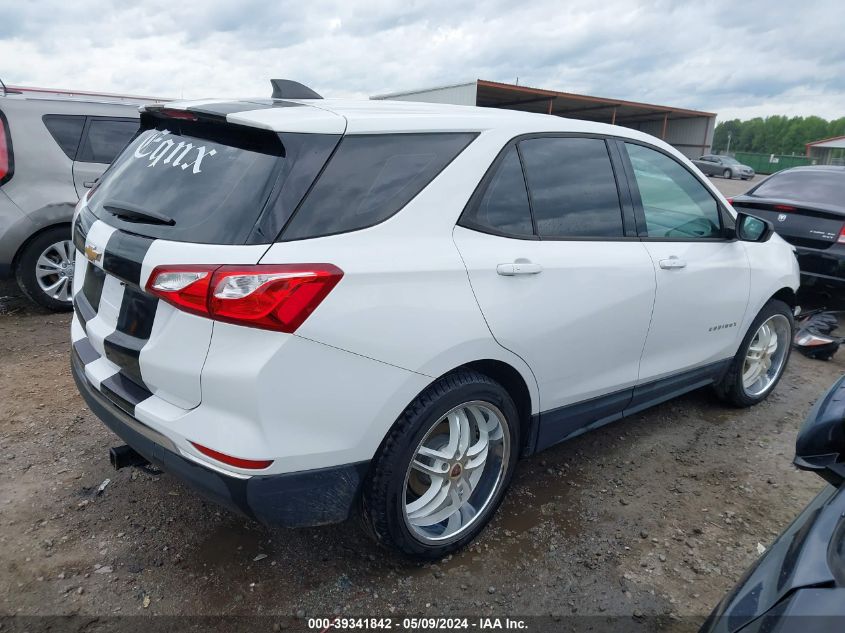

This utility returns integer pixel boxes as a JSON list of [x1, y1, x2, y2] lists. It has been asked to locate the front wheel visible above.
[[361, 370, 519, 559], [714, 300, 794, 407]]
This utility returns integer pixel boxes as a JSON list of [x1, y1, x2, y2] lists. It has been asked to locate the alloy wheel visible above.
[[34, 239, 75, 304], [742, 315, 791, 397], [403, 401, 510, 544]]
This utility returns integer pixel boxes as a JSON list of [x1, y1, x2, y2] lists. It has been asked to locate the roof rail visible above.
[[270, 79, 322, 100]]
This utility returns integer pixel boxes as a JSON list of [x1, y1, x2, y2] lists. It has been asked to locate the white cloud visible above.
[[1, 0, 842, 120]]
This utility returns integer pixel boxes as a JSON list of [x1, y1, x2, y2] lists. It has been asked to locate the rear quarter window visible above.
[[42, 115, 86, 160], [281, 133, 476, 241]]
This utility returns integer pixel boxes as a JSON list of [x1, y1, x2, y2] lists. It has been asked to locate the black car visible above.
[[700, 375, 845, 633], [730, 166, 845, 290]]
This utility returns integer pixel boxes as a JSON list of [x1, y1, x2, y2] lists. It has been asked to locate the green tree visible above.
[[713, 114, 844, 156]]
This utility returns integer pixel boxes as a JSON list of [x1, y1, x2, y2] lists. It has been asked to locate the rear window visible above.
[[752, 170, 845, 209], [281, 133, 476, 241], [88, 118, 287, 245], [43, 115, 85, 160]]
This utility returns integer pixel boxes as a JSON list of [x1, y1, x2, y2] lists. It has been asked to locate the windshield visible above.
[[752, 169, 845, 209], [721, 157, 739, 164]]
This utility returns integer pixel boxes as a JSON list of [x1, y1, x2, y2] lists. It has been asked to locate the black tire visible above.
[[714, 299, 794, 407], [723, 169, 732, 179], [15, 226, 75, 312], [361, 370, 520, 559]]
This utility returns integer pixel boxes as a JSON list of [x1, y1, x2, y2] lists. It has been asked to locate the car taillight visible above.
[[774, 204, 796, 212], [839, 225, 845, 245], [726, 198, 733, 206], [0, 113, 11, 185], [146, 263, 343, 332]]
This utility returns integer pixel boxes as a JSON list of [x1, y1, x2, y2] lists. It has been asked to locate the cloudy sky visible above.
[[1, 0, 842, 121]]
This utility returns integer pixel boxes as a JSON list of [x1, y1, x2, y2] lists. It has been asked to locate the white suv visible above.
[[70, 81, 799, 559]]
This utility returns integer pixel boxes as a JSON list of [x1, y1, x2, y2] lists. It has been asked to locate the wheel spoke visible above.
[[56, 277, 71, 301], [417, 445, 451, 461], [60, 240, 73, 265], [466, 407, 490, 458], [406, 475, 448, 515], [411, 457, 449, 478], [445, 412, 461, 458], [409, 488, 462, 527], [456, 408, 471, 458], [407, 480, 452, 523], [36, 254, 62, 274]]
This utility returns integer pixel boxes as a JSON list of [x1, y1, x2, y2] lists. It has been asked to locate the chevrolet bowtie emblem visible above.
[[85, 245, 102, 263]]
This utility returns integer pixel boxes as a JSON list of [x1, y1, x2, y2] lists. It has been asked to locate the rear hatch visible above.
[[732, 170, 845, 250], [71, 105, 341, 411]]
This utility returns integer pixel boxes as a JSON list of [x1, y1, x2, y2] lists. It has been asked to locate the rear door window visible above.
[[518, 136, 624, 238], [87, 119, 286, 245], [78, 118, 139, 164], [281, 133, 476, 241], [43, 115, 86, 160], [460, 145, 534, 237]]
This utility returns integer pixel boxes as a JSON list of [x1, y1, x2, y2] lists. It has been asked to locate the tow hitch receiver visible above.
[[109, 445, 149, 470]]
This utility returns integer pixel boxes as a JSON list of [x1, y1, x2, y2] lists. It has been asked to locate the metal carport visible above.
[[372, 79, 717, 159]]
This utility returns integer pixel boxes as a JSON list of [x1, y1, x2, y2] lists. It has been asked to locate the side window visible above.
[[518, 137, 624, 238], [78, 118, 139, 164], [42, 115, 86, 160], [282, 133, 475, 240], [460, 145, 533, 237], [625, 143, 723, 239]]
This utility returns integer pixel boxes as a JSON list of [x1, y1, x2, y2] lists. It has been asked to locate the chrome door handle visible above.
[[497, 262, 543, 276], [659, 257, 687, 270]]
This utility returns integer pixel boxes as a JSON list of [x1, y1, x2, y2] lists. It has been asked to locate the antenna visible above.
[[270, 79, 323, 100]]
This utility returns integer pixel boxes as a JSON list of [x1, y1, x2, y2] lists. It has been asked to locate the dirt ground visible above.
[[1, 174, 843, 630]]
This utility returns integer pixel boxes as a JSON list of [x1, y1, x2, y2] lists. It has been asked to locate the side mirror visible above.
[[794, 375, 845, 487], [736, 212, 774, 242]]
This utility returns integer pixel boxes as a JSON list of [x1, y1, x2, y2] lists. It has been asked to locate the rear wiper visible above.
[[103, 200, 175, 226]]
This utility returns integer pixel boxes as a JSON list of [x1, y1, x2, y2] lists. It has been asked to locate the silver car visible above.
[[692, 154, 755, 180], [0, 85, 148, 310]]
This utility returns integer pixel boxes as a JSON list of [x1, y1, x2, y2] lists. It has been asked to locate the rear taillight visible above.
[[146, 264, 343, 332], [0, 112, 12, 185], [726, 198, 734, 206], [838, 225, 845, 245], [774, 204, 796, 212]]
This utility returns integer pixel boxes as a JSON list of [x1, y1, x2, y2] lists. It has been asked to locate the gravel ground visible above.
[[1, 174, 843, 630]]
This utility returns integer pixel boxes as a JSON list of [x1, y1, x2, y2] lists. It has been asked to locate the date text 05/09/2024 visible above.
[[307, 617, 528, 630]]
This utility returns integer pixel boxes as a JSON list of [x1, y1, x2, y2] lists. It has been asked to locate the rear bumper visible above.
[[795, 244, 845, 286], [71, 350, 369, 528]]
